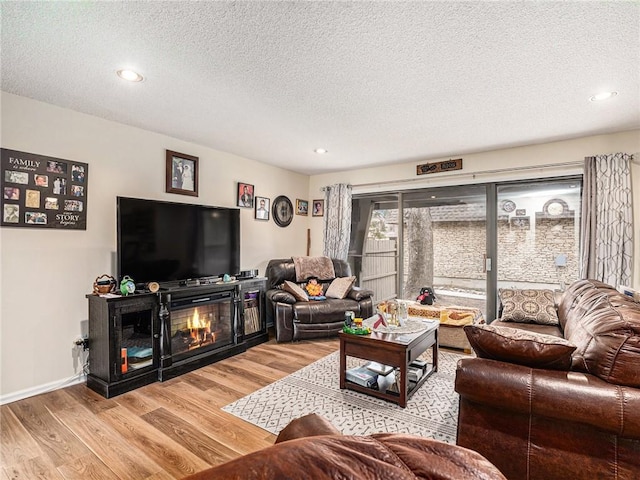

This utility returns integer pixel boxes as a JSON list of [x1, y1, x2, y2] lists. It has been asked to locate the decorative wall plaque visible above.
[[1, 148, 88, 230], [416, 158, 462, 175]]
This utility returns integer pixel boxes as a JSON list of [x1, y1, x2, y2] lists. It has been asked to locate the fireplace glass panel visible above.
[[170, 300, 233, 358]]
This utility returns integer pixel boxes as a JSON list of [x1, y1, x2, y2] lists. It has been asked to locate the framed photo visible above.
[[312, 199, 324, 217], [515, 209, 526, 216], [296, 199, 308, 216], [238, 182, 254, 208], [166, 150, 198, 197], [510, 216, 530, 229], [255, 196, 270, 221]]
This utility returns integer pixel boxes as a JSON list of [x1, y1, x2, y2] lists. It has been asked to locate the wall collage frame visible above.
[[1, 148, 89, 230]]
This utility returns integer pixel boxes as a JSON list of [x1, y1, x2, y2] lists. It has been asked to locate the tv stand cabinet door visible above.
[[87, 294, 159, 397]]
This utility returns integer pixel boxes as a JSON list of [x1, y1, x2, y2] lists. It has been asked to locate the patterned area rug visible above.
[[222, 349, 466, 444]]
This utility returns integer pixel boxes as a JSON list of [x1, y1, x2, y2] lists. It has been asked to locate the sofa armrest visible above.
[[266, 288, 296, 305], [455, 358, 640, 438], [347, 287, 374, 301]]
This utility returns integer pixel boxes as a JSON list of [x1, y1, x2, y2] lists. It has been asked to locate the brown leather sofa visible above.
[[183, 413, 507, 479], [265, 257, 374, 342], [455, 279, 640, 480]]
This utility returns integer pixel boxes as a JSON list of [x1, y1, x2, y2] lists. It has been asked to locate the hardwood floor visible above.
[[1, 335, 339, 480]]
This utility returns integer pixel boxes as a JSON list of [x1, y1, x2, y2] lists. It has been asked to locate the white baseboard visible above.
[[0, 373, 87, 405]]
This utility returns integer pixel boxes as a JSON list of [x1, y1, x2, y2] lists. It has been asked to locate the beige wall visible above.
[[1, 91, 638, 402], [0, 92, 310, 402], [309, 130, 640, 289]]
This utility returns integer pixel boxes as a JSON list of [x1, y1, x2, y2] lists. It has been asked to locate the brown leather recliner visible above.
[[265, 257, 374, 342], [455, 279, 640, 480], [183, 413, 507, 480]]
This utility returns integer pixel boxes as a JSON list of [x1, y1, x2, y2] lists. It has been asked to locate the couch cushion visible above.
[[490, 319, 563, 338], [282, 280, 309, 302], [293, 299, 360, 324], [464, 324, 577, 370], [499, 288, 559, 325], [560, 279, 640, 387], [275, 413, 341, 443], [325, 276, 356, 299]]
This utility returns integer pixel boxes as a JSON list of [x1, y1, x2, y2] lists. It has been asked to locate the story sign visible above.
[[1, 148, 88, 230]]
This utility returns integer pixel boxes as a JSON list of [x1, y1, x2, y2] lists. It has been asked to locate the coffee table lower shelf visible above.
[[339, 323, 438, 408], [344, 364, 435, 405]]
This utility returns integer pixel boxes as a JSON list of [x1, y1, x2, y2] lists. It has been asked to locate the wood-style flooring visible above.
[[1, 335, 339, 480]]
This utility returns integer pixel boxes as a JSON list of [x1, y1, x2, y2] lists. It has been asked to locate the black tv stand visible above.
[[86, 277, 268, 398]]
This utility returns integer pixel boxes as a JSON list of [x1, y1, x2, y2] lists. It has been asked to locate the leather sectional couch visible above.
[[183, 413, 507, 479], [455, 279, 640, 479], [265, 257, 374, 342]]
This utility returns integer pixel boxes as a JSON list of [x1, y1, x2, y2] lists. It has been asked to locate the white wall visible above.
[[308, 130, 640, 289], [0, 92, 310, 402]]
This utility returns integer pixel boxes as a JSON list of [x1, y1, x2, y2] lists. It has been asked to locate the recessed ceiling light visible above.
[[314, 148, 328, 154], [589, 91, 617, 102], [117, 69, 144, 82]]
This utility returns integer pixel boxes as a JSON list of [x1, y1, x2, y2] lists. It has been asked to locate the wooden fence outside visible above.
[[359, 238, 398, 303]]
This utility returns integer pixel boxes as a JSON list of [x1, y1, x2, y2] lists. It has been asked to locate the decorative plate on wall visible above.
[[501, 199, 516, 213], [272, 195, 293, 227], [545, 199, 565, 216]]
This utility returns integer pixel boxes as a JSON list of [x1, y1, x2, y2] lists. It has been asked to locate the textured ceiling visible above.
[[1, 1, 639, 175]]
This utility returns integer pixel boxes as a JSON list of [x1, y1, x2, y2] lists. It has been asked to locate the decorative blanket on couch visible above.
[[292, 256, 336, 282]]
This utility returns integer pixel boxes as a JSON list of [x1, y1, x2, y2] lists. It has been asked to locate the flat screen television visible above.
[[117, 197, 240, 285]]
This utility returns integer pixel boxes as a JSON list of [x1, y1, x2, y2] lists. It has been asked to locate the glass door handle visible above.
[[483, 255, 492, 273]]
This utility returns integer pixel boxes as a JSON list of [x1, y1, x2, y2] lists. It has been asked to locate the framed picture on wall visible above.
[[296, 199, 308, 216], [166, 150, 198, 196], [1, 148, 89, 230], [255, 196, 270, 220], [510, 216, 530, 229], [312, 199, 324, 216], [238, 182, 254, 208]]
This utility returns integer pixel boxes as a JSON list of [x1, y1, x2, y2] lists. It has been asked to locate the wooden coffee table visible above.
[[339, 322, 438, 408]]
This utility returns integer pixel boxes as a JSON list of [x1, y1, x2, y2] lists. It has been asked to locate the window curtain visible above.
[[579, 152, 634, 286], [323, 183, 352, 261]]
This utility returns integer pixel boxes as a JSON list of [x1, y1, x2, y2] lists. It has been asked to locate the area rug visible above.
[[222, 350, 466, 444]]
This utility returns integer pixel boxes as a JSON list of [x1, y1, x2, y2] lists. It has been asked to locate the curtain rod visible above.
[[352, 160, 584, 189]]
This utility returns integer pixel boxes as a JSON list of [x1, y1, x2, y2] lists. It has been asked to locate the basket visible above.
[[93, 274, 116, 294]]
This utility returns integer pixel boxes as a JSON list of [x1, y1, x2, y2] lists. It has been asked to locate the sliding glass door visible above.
[[349, 176, 582, 320], [402, 185, 488, 315], [349, 186, 488, 315]]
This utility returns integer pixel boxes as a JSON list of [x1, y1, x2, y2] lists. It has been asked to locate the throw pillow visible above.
[[325, 276, 356, 299], [282, 280, 309, 302], [464, 324, 577, 370], [499, 288, 559, 325]]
